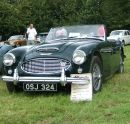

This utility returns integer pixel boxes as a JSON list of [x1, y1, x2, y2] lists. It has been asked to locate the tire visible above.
[[89, 56, 103, 93], [0, 63, 5, 75], [118, 54, 124, 73], [6, 82, 20, 93], [0, 66, 3, 75], [122, 40, 125, 46]]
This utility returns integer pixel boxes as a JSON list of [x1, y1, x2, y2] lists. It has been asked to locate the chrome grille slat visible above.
[[21, 58, 71, 74]]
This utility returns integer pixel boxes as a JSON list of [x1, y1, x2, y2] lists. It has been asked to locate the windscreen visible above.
[[46, 25, 106, 42], [110, 31, 123, 36]]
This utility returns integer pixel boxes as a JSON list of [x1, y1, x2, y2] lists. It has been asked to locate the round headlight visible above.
[[3, 53, 16, 66], [73, 50, 86, 65]]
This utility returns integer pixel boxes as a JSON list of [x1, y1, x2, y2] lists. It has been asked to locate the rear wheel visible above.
[[89, 56, 103, 93], [118, 54, 124, 73], [122, 40, 125, 46]]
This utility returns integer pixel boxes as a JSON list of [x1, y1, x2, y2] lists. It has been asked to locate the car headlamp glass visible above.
[[3, 53, 16, 66], [73, 50, 86, 65]]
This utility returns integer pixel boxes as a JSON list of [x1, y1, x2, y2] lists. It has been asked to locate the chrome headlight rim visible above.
[[73, 50, 86, 65], [3, 53, 16, 66]]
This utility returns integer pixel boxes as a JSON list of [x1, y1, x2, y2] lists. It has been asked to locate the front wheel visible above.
[[89, 56, 103, 93], [6, 82, 20, 93]]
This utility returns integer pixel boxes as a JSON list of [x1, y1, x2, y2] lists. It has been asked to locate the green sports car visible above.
[[2, 25, 125, 93]]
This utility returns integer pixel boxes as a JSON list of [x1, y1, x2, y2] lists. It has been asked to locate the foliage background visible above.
[[0, 0, 130, 38]]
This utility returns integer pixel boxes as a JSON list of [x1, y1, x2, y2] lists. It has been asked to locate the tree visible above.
[[0, 0, 130, 36], [101, 0, 130, 32]]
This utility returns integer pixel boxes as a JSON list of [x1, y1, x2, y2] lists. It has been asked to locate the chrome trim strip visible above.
[[40, 53, 52, 55], [36, 47, 59, 52]]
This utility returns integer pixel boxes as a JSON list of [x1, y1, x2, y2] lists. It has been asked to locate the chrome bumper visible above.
[[2, 76, 89, 84], [2, 68, 90, 85]]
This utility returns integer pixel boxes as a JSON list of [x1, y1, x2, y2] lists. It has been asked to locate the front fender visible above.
[[0, 45, 13, 75], [71, 43, 100, 73], [7, 46, 33, 63]]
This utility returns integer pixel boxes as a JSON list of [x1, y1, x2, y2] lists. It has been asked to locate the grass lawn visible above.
[[0, 46, 130, 124]]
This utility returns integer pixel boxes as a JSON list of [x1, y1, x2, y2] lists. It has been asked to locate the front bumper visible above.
[[2, 68, 90, 85]]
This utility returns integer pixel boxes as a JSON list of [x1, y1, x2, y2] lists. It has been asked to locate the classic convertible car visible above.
[[2, 25, 125, 93], [6, 35, 27, 46], [0, 35, 27, 75]]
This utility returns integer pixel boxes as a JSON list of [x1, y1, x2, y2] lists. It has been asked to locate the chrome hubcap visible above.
[[92, 63, 101, 91]]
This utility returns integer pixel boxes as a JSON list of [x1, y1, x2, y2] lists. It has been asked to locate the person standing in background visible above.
[[26, 23, 37, 45]]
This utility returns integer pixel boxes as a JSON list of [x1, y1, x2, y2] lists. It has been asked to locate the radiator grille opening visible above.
[[21, 58, 71, 74]]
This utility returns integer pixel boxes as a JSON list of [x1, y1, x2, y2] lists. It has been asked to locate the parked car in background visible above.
[[2, 25, 125, 93], [107, 30, 130, 45], [0, 35, 27, 75], [5, 35, 27, 46]]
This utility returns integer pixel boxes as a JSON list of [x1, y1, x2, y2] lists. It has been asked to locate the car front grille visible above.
[[21, 58, 71, 74]]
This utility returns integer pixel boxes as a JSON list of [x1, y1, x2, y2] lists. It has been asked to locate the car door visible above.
[[100, 39, 121, 78], [110, 41, 120, 73], [100, 41, 113, 77]]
